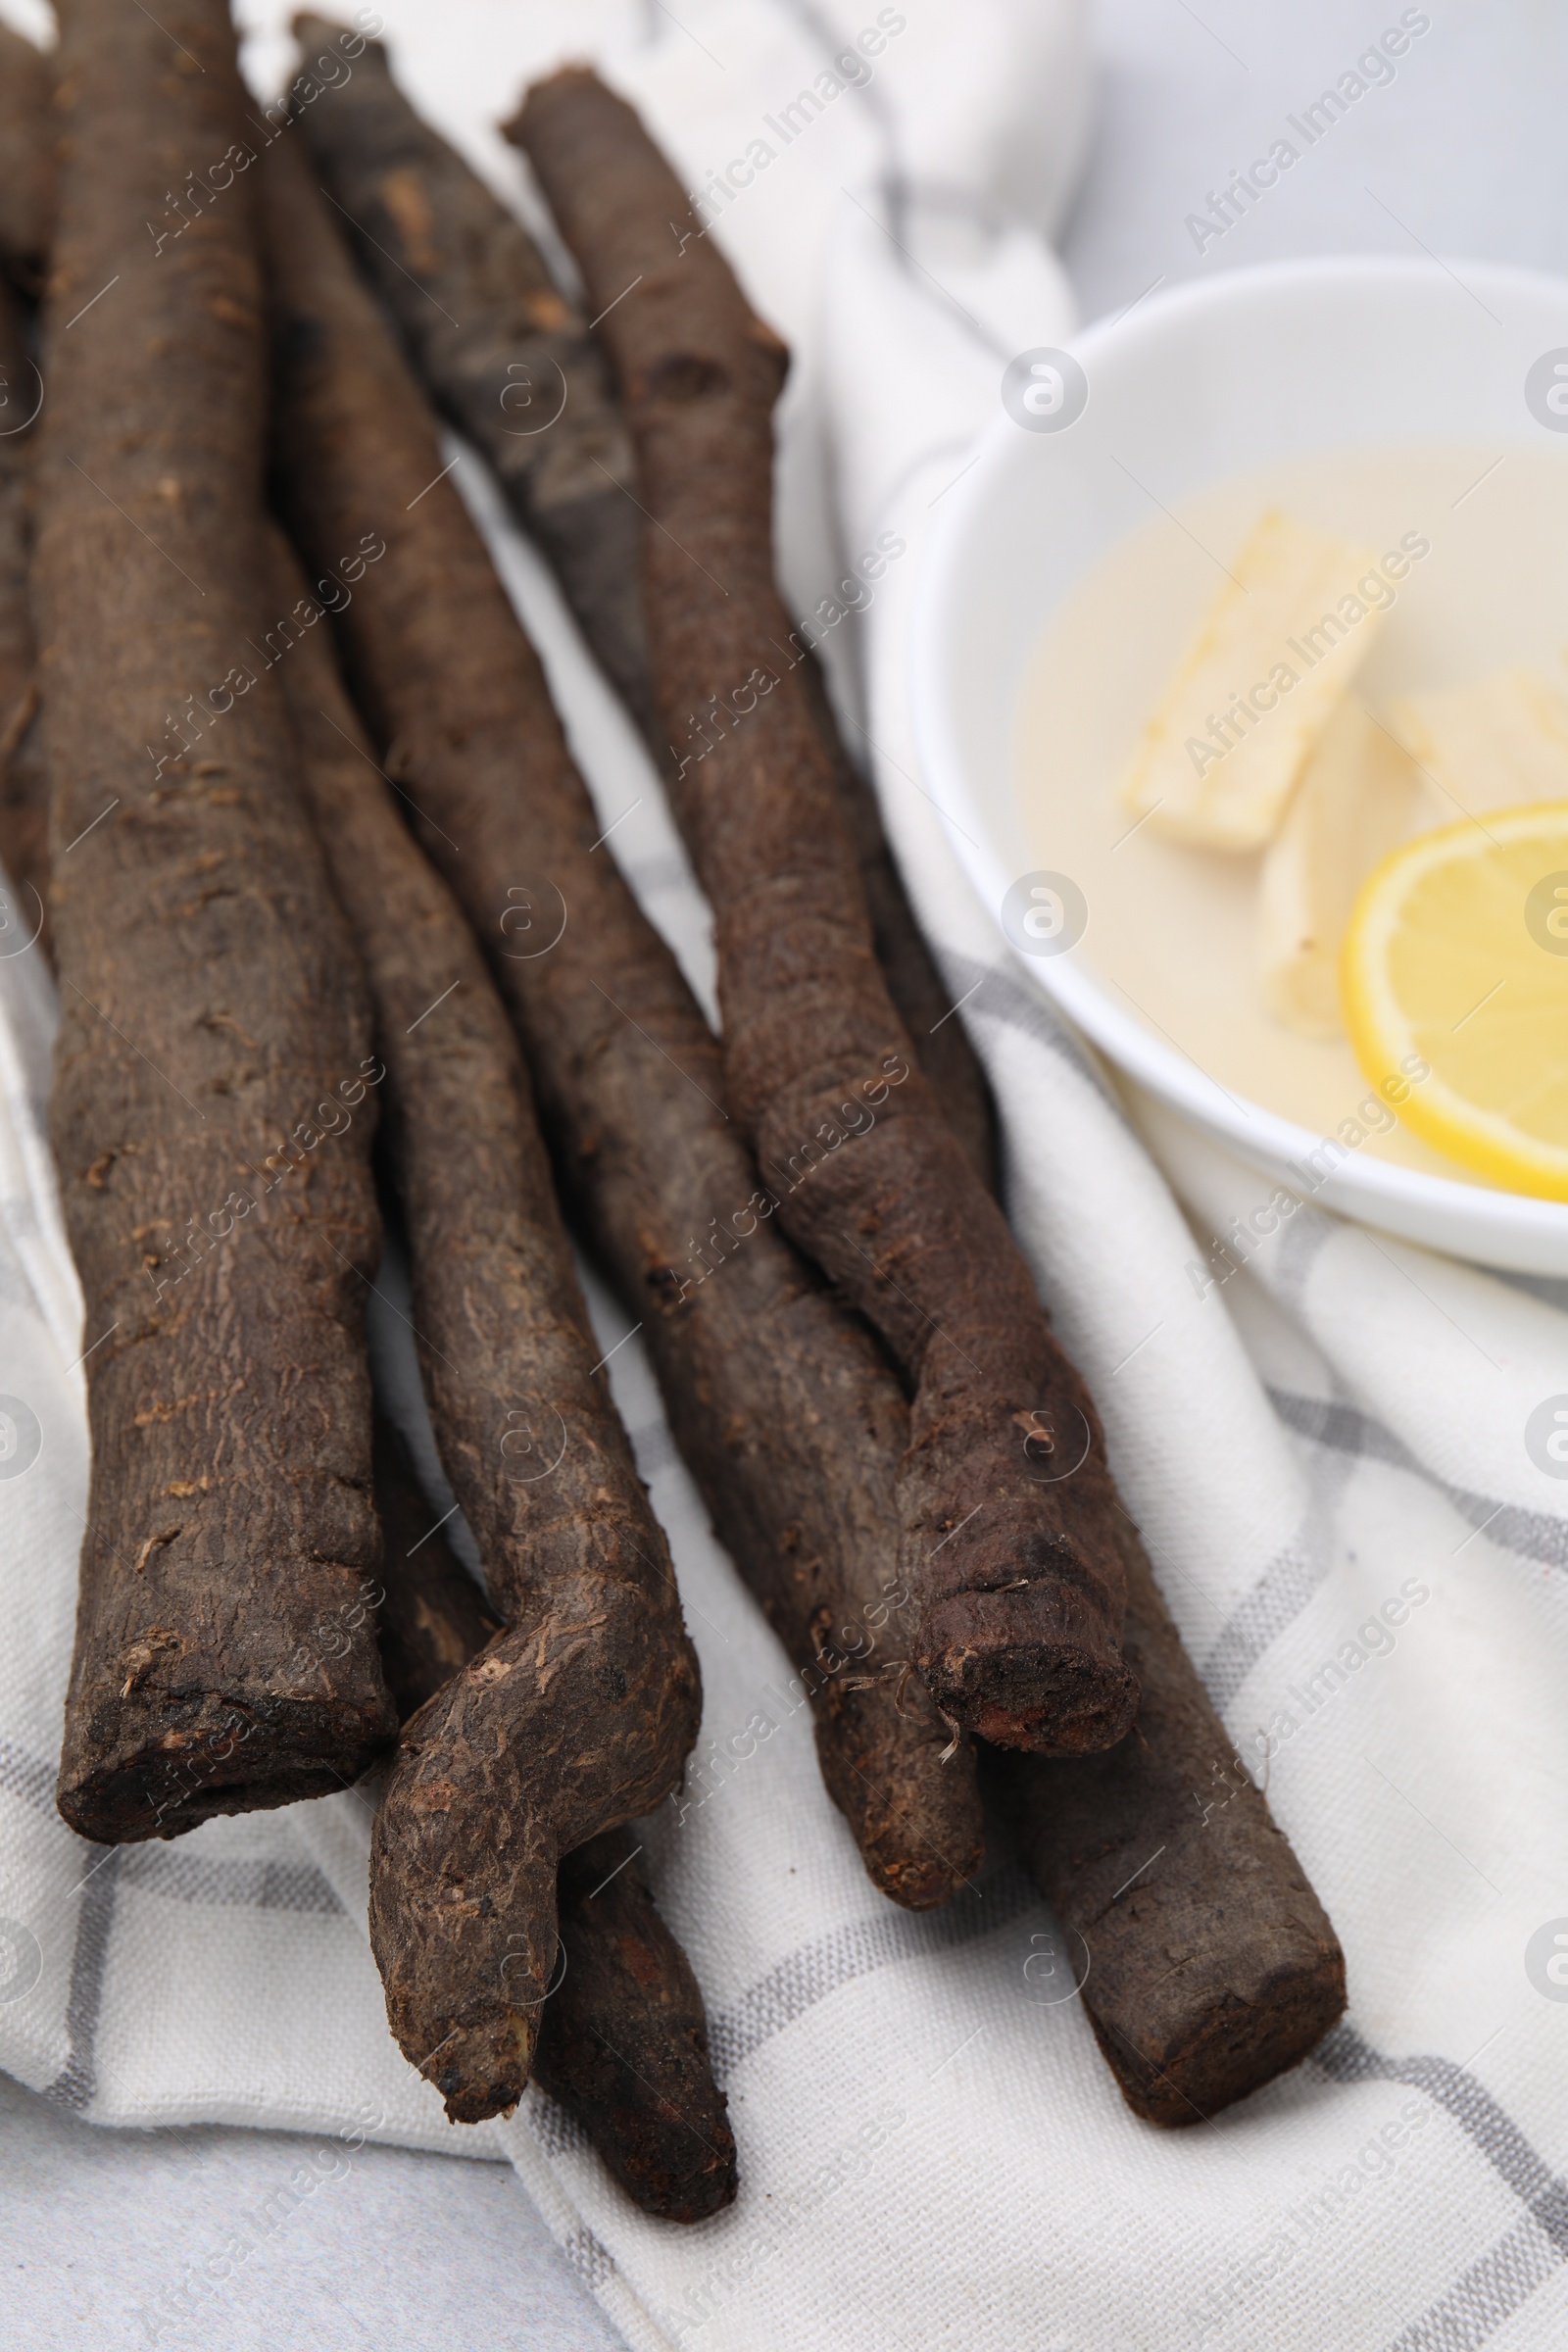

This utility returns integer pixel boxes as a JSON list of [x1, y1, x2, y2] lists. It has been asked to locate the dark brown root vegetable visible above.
[[286, 16, 997, 1188], [994, 1516, 1347, 2125], [512, 71, 1136, 1758], [288, 13, 649, 736], [260, 131, 984, 1911], [267, 519, 702, 2121], [369, 1410, 735, 2214], [370, 1617, 696, 2125], [269, 111, 1340, 2121], [371, 1210, 1342, 2133], [365, 1089, 1343, 2134], [39, 0, 396, 1843], [537, 1829, 738, 2222], [804, 656, 1000, 1194]]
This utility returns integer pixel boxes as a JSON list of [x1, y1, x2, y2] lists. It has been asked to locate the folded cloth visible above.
[[3, 3, 1567, 2349]]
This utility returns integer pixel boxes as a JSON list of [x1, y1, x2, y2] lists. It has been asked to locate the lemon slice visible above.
[[1340, 804, 1568, 1200]]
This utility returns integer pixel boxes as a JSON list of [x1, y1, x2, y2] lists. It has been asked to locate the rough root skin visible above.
[[289, 22, 997, 1186], [41, 0, 395, 1843], [261, 143, 984, 1909], [994, 1515, 1347, 2125], [512, 69, 1136, 1754], [535, 1830, 738, 2221], [265, 509, 702, 2119], [369, 1592, 701, 2125], [289, 14, 651, 739], [370, 1421, 735, 2214]]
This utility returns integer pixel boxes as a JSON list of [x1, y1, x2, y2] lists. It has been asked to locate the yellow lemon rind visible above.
[[1340, 801, 1568, 1202]]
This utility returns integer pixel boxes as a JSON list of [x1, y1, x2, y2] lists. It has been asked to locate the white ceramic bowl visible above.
[[912, 255, 1568, 1277]]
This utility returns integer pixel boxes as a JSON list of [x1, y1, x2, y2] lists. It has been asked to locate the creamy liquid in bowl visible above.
[[1014, 442, 1568, 1187]]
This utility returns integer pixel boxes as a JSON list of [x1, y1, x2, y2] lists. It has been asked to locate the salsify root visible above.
[[512, 70, 1137, 1757], [260, 130, 984, 1910], [39, 0, 396, 1844], [993, 1514, 1347, 2124], [269, 520, 701, 2121], [369, 1181, 1343, 2130], [371, 1409, 735, 2212], [538, 1829, 739, 2223], [291, 14, 649, 732], [287, 16, 997, 1188]]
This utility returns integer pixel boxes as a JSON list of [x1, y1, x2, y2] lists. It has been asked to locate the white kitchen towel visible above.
[[2, 2, 1567, 2349]]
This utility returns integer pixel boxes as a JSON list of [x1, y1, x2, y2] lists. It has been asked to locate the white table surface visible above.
[[6, 2, 1564, 2346]]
